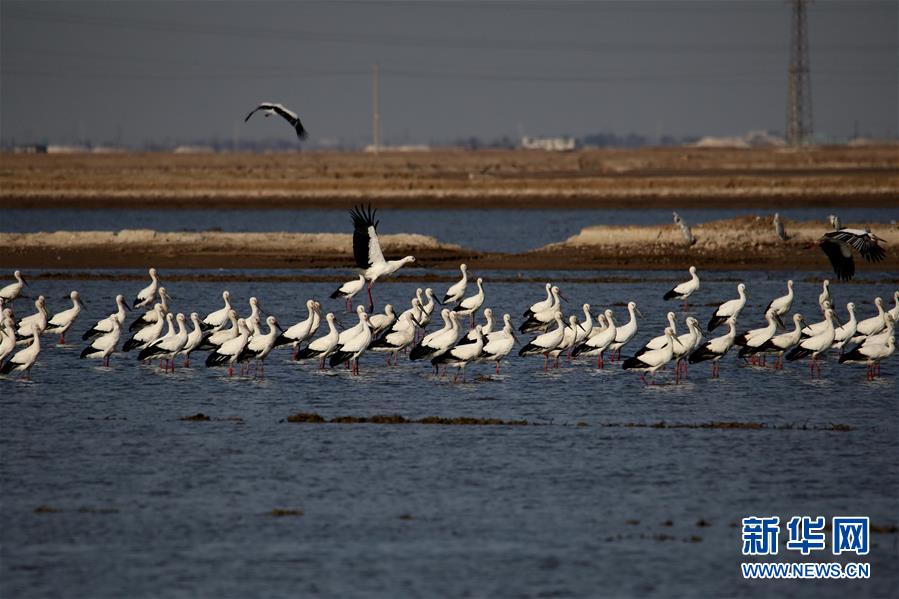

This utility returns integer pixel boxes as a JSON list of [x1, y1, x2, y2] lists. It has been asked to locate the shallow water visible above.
[[2, 269, 897, 597], [5, 207, 898, 252]]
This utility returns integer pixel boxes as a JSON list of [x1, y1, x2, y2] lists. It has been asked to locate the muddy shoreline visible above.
[[4, 217, 896, 274]]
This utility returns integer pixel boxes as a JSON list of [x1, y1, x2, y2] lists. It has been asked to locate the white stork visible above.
[[45, 291, 84, 345], [2, 327, 41, 378], [350, 204, 415, 312], [245, 102, 307, 139], [0, 270, 27, 303], [132, 267, 159, 310], [663, 266, 700, 309], [818, 228, 887, 281], [330, 275, 366, 312], [442, 264, 469, 305], [707, 283, 747, 332], [296, 313, 340, 369]]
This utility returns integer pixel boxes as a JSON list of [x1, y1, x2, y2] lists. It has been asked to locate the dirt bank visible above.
[[2, 147, 898, 209], [3, 217, 896, 275]]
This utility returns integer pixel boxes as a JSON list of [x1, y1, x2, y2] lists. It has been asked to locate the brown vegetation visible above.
[[2, 146, 898, 209]]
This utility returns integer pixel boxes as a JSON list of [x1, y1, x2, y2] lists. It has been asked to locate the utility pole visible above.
[[786, 0, 813, 147], [372, 63, 381, 153]]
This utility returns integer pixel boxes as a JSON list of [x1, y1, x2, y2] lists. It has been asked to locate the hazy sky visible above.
[[1, 1, 896, 146]]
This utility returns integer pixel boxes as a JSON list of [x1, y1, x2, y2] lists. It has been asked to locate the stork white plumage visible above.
[[122, 305, 166, 352], [138, 313, 188, 372], [370, 312, 418, 366], [707, 283, 747, 332], [608, 302, 641, 362], [818, 280, 832, 314], [572, 309, 617, 368], [245, 102, 307, 139], [206, 318, 251, 376], [45, 291, 84, 345], [0, 315, 18, 366], [409, 311, 462, 367], [453, 277, 485, 328], [622, 327, 680, 384], [635, 311, 678, 356], [547, 315, 581, 368], [764, 280, 794, 328], [851, 297, 887, 343], [432, 325, 484, 382], [736, 308, 779, 362], [802, 301, 833, 337], [198, 309, 239, 350], [832, 303, 858, 351], [442, 264, 468, 305], [818, 228, 887, 281], [296, 313, 340, 369], [238, 315, 282, 376], [0, 270, 28, 303], [350, 204, 415, 312], [1, 327, 41, 379], [524, 283, 553, 319], [15, 296, 48, 342], [202, 290, 233, 331], [180, 313, 208, 367], [689, 318, 737, 378], [519, 286, 565, 333], [786, 308, 838, 377], [479, 313, 516, 374], [82, 295, 130, 340], [672, 316, 703, 381], [663, 266, 700, 309], [369, 304, 396, 338], [274, 299, 322, 358], [129, 287, 171, 332], [330, 275, 366, 312], [132, 267, 159, 310], [518, 312, 565, 371], [755, 313, 805, 369], [458, 308, 494, 346], [840, 315, 895, 380], [328, 313, 373, 375]]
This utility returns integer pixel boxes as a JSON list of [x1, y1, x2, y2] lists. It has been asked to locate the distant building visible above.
[[691, 130, 785, 148], [520, 136, 576, 151]]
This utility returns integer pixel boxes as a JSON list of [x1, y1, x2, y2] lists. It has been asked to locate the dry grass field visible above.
[[2, 146, 898, 209], [2, 146, 897, 272]]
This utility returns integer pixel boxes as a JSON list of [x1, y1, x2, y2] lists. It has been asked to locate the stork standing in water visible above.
[[453, 278, 485, 328], [689, 318, 737, 379], [518, 313, 565, 372], [132, 267, 159, 310], [707, 283, 747, 332], [201, 291, 233, 331], [432, 325, 484, 382], [45, 291, 84, 345], [622, 328, 681, 385], [349, 204, 415, 312], [82, 295, 130, 341], [839, 315, 895, 379], [755, 313, 805, 369], [479, 314, 516, 374], [663, 266, 700, 310], [2, 328, 41, 379], [296, 313, 340, 369], [442, 264, 469, 305], [0, 270, 28, 305], [330, 275, 366, 312], [818, 228, 887, 281], [81, 314, 122, 368], [244, 102, 307, 139], [786, 308, 837, 378], [764, 280, 794, 328]]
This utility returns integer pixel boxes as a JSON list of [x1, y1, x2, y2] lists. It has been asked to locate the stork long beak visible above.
[[559, 292, 569, 303], [124, 303, 132, 312], [636, 307, 645, 318]]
